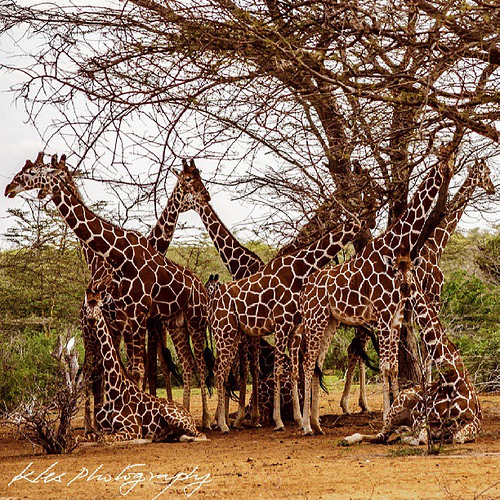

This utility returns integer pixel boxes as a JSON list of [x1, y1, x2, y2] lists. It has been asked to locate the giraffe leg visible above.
[[311, 322, 337, 435], [302, 321, 329, 436], [340, 327, 372, 414], [248, 336, 261, 427], [119, 313, 146, 388], [157, 327, 173, 401], [214, 326, 240, 434], [233, 338, 248, 429], [272, 327, 289, 432], [340, 340, 358, 415], [147, 319, 159, 396], [289, 326, 303, 427], [169, 328, 193, 411], [377, 314, 395, 421], [189, 326, 212, 429], [358, 359, 371, 412]]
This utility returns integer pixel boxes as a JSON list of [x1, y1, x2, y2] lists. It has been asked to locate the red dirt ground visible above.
[[0, 385, 499, 499]]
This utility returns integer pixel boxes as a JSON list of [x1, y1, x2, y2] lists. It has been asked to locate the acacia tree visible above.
[[1, 0, 498, 380]]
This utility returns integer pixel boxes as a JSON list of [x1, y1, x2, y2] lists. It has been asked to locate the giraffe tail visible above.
[[203, 346, 215, 396], [315, 362, 329, 394], [226, 369, 240, 402], [350, 334, 380, 372], [160, 344, 183, 387]]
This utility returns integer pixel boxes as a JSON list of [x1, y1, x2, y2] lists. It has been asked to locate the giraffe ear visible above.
[[214, 273, 219, 281], [412, 256, 424, 268], [51, 154, 58, 167], [172, 167, 181, 178], [381, 254, 395, 269]]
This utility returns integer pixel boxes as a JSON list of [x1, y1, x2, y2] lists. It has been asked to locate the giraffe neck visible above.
[[282, 219, 360, 273], [94, 312, 128, 393], [197, 204, 263, 279], [49, 174, 131, 268], [411, 283, 466, 376], [424, 168, 483, 260], [148, 185, 184, 255], [380, 159, 446, 254]]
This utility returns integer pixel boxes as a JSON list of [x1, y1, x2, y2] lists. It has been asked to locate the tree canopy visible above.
[[1, 0, 498, 244]]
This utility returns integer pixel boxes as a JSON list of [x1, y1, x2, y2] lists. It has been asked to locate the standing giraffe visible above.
[[342, 251, 482, 445], [175, 162, 264, 427], [339, 158, 495, 414], [299, 151, 454, 435], [81, 158, 211, 432], [81, 288, 207, 443], [210, 219, 362, 433], [5, 153, 212, 428]]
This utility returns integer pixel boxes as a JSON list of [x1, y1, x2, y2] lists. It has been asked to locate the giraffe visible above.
[[80, 288, 207, 443], [209, 219, 362, 433], [81, 158, 211, 432], [206, 274, 306, 427], [175, 165, 265, 427], [341, 251, 482, 446], [298, 150, 454, 435], [339, 157, 495, 414], [5, 152, 212, 429]]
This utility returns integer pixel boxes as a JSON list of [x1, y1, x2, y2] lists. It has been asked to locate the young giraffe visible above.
[[210, 219, 362, 433], [342, 251, 482, 445], [299, 150, 454, 435], [81, 159, 210, 432], [81, 289, 207, 443], [5, 153, 212, 428], [339, 158, 495, 414]]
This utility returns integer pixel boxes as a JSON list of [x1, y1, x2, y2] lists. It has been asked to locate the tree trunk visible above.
[[398, 302, 422, 387]]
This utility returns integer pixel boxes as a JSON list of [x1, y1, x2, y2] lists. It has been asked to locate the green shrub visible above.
[[0, 328, 83, 408]]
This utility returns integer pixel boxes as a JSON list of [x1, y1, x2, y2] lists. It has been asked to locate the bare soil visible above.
[[1, 385, 499, 499]]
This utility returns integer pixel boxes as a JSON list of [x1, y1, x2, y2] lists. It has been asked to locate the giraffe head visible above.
[[84, 288, 104, 322], [173, 159, 211, 212], [471, 159, 495, 195], [5, 152, 70, 200], [382, 247, 422, 297], [204, 273, 220, 298]]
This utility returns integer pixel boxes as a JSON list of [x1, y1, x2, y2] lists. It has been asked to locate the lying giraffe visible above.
[[339, 157, 495, 414], [5, 153, 212, 428], [210, 219, 362, 433], [342, 251, 482, 445], [81, 289, 207, 443], [299, 150, 454, 435]]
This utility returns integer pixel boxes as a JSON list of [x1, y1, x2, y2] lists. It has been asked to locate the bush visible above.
[[441, 270, 500, 392], [0, 328, 83, 408]]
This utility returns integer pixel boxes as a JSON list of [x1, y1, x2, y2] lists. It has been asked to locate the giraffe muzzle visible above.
[[4, 182, 21, 198]]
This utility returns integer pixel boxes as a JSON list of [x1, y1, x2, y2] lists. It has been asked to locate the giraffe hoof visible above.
[[273, 425, 286, 432]]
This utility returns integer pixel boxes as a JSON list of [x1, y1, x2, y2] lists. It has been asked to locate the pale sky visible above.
[[0, 68, 265, 248]]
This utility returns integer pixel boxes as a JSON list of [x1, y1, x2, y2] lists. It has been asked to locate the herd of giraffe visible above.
[[4, 147, 494, 446]]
